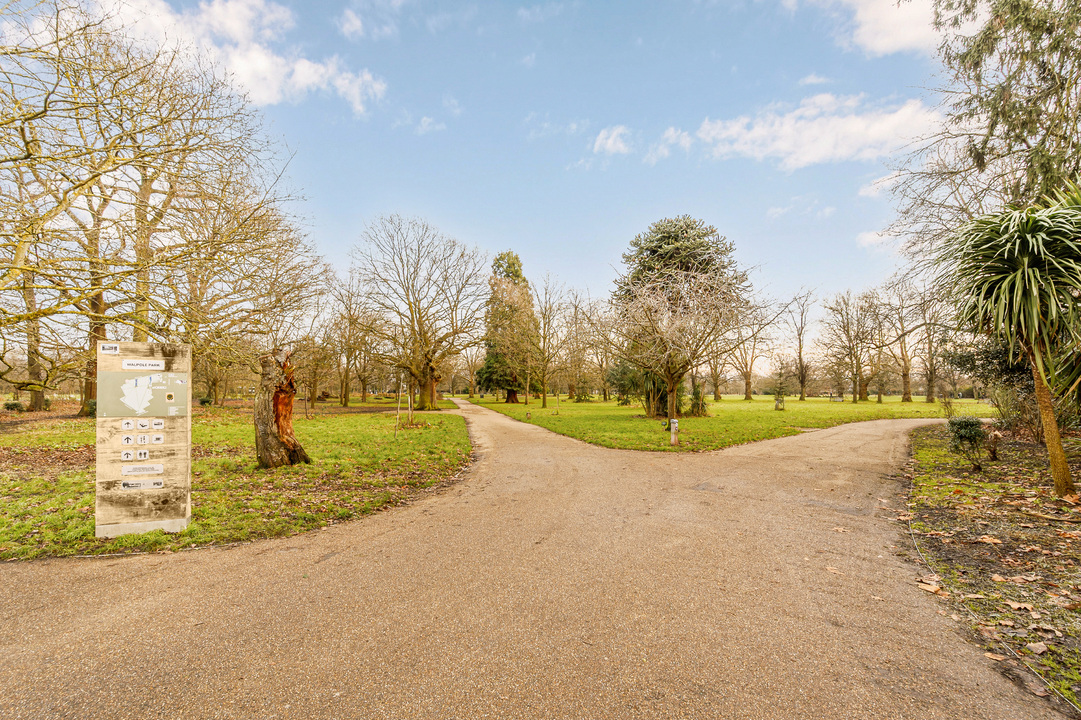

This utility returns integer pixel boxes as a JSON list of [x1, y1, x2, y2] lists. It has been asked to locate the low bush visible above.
[[947, 416, 987, 471]]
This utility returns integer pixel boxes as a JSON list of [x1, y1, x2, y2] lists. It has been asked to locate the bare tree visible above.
[[353, 215, 486, 411], [916, 284, 951, 402], [579, 296, 613, 401], [786, 290, 814, 401], [729, 303, 774, 401], [458, 341, 484, 398], [531, 274, 566, 408], [820, 291, 875, 403], [608, 268, 745, 441], [877, 275, 922, 402]]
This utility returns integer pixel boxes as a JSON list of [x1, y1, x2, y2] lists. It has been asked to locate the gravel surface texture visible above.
[[0, 400, 1064, 719]]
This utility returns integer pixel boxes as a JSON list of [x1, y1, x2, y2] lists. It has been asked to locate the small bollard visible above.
[[669, 418, 679, 446], [526, 411, 531, 419]]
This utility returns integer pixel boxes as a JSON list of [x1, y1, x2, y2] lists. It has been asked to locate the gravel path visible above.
[[0, 400, 1063, 719]]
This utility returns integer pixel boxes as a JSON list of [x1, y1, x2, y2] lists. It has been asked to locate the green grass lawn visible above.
[[472, 394, 996, 452], [0, 405, 471, 560]]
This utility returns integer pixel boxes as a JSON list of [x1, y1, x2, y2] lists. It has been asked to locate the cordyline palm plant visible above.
[[934, 185, 1081, 497]]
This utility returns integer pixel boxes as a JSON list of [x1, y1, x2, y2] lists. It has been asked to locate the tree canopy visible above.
[[616, 215, 742, 298]]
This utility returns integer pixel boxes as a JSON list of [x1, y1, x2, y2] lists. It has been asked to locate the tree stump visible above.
[[254, 350, 311, 468]]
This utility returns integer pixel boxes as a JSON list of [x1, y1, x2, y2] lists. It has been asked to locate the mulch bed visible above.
[[903, 425, 1081, 717]]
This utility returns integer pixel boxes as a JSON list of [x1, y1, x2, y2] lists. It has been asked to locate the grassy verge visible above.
[[470, 394, 994, 452], [0, 405, 471, 560], [905, 425, 1081, 713]]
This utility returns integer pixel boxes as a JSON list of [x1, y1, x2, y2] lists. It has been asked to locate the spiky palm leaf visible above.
[[938, 187, 1081, 377]]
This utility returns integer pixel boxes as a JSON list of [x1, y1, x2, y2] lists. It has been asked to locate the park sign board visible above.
[[95, 342, 192, 539]]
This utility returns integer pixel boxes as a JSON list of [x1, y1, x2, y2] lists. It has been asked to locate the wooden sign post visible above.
[[95, 342, 192, 538]]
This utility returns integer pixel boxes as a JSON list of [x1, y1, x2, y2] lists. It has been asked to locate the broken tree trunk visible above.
[[255, 350, 311, 468]]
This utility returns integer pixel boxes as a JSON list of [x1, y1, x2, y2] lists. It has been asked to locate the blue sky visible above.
[[123, 0, 945, 302]]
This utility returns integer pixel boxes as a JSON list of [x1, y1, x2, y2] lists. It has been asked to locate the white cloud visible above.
[[856, 230, 896, 248], [593, 126, 632, 155], [416, 116, 446, 135], [98, 0, 386, 115], [799, 73, 831, 86], [798, 0, 938, 56], [518, 3, 564, 23], [696, 93, 939, 171], [342, 0, 406, 40], [523, 113, 589, 140], [339, 8, 364, 39], [522, 52, 536, 68], [763, 195, 834, 221], [443, 94, 462, 116], [644, 127, 693, 165]]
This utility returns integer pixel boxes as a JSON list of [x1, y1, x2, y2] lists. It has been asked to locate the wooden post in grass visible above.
[[254, 349, 311, 468], [394, 377, 403, 439]]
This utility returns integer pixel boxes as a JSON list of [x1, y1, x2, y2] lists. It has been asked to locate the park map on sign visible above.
[[97, 372, 190, 418]]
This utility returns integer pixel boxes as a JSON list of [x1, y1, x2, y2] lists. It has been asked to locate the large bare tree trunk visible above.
[[340, 357, 351, 407], [416, 373, 437, 411], [80, 280, 107, 416], [742, 372, 752, 401], [22, 273, 44, 412], [901, 370, 912, 402], [1031, 360, 1075, 497], [667, 379, 679, 445], [255, 350, 311, 468]]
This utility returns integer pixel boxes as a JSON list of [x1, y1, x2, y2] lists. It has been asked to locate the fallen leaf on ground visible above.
[[984, 652, 1008, 661], [918, 582, 941, 593], [1025, 642, 1049, 655], [1005, 601, 1034, 611], [978, 535, 1003, 544], [871, 595, 884, 601], [825, 566, 843, 575], [964, 594, 987, 600], [991, 574, 1008, 582], [832, 527, 850, 533]]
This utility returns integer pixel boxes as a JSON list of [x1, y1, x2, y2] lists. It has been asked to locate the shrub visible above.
[[3, 401, 24, 412], [947, 416, 988, 471], [199, 397, 213, 407], [686, 381, 709, 417]]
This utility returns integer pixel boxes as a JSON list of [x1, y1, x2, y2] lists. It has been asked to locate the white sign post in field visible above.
[[95, 342, 192, 538]]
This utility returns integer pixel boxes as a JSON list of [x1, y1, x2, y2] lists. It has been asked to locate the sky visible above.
[[113, 0, 946, 303]]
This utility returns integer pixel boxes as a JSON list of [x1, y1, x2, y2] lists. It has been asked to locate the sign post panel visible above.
[[95, 342, 192, 538]]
